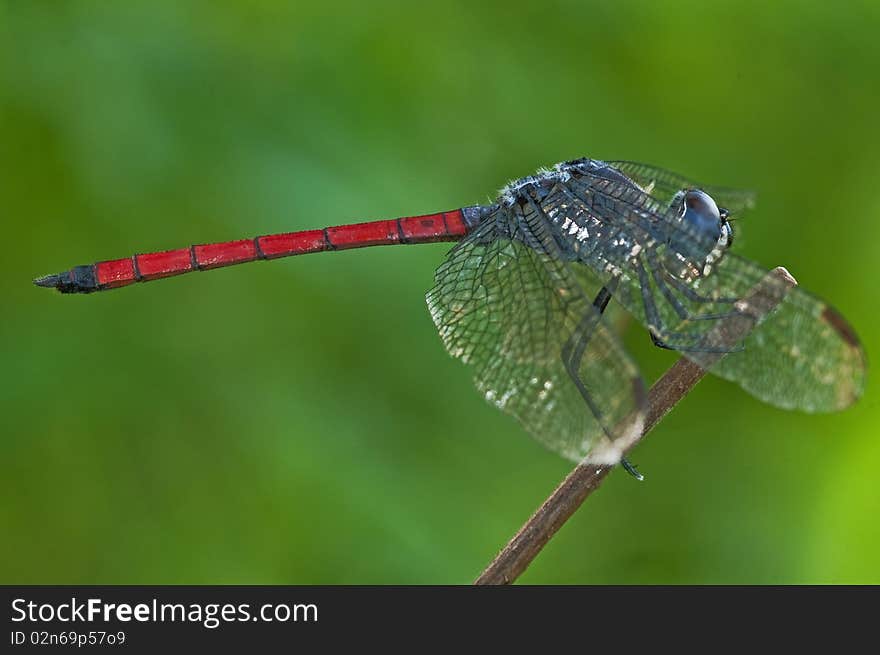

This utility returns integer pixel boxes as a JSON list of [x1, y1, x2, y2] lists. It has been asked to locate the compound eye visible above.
[[680, 189, 722, 240], [684, 189, 721, 223]]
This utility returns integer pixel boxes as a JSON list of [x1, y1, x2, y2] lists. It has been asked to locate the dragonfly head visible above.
[[670, 189, 733, 277]]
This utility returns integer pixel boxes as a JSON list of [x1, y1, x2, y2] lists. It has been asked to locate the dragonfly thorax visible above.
[[491, 159, 737, 284], [497, 158, 628, 208]]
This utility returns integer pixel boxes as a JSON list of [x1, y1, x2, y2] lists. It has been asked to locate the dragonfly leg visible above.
[[649, 331, 744, 353], [526, 190, 644, 479], [560, 309, 606, 422], [637, 259, 743, 354], [560, 281, 644, 481], [658, 260, 739, 305], [652, 266, 740, 322], [645, 252, 741, 322], [620, 457, 644, 481]]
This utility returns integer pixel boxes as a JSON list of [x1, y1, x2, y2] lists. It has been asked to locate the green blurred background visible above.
[[2, 1, 878, 584]]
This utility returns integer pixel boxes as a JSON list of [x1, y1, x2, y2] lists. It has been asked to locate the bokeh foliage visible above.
[[1, 0, 878, 583]]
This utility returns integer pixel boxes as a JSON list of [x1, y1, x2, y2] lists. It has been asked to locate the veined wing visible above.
[[558, 172, 865, 412], [426, 212, 646, 465], [608, 160, 757, 216], [709, 258, 864, 411]]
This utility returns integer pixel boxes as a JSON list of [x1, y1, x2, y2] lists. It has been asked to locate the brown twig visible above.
[[474, 266, 798, 585]]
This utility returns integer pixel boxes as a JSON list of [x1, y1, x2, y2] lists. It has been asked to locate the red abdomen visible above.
[[35, 209, 474, 294]]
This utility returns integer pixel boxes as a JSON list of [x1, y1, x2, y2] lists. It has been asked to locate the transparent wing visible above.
[[608, 160, 757, 216], [559, 173, 865, 412], [426, 216, 646, 464]]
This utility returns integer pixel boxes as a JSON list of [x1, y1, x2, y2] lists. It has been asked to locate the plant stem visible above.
[[474, 266, 797, 585]]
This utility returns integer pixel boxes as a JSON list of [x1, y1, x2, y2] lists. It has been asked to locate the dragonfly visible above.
[[35, 158, 866, 477]]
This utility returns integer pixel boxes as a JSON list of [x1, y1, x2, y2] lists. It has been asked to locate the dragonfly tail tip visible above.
[[33, 273, 62, 290], [33, 266, 100, 294]]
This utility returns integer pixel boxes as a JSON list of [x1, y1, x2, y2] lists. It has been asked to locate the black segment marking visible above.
[[253, 237, 266, 260], [190, 245, 201, 271], [132, 256, 143, 281], [322, 228, 335, 251], [396, 218, 408, 244]]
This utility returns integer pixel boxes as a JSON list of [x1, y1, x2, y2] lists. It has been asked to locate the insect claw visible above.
[[621, 457, 644, 481]]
